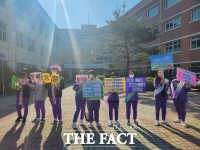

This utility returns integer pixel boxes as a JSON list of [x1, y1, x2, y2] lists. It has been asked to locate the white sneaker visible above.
[[80, 120, 84, 126], [173, 119, 181, 123], [72, 122, 77, 129], [155, 120, 160, 126], [96, 122, 101, 127], [115, 121, 120, 126], [181, 122, 189, 128], [108, 120, 113, 126], [88, 123, 92, 128]]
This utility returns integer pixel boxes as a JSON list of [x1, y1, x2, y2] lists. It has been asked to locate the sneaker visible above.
[[108, 120, 113, 126], [58, 120, 63, 125], [88, 123, 92, 128], [134, 120, 138, 125], [40, 119, 45, 124], [181, 122, 189, 128], [72, 123, 77, 129], [115, 121, 120, 126], [161, 121, 171, 126], [173, 119, 181, 123], [127, 121, 131, 126], [22, 118, 26, 123], [32, 118, 40, 123], [15, 116, 23, 122], [51, 120, 57, 125], [155, 121, 160, 126], [80, 120, 84, 126], [96, 122, 101, 127]]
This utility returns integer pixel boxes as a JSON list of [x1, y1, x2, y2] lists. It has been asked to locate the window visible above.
[[166, 40, 181, 53], [27, 37, 35, 52], [190, 62, 200, 72], [166, 15, 181, 31], [191, 7, 200, 21], [15, 4, 23, 21], [191, 35, 200, 49], [16, 31, 23, 48], [146, 66, 151, 74], [168, 64, 180, 76], [85, 49, 93, 54], [0, 20, 6, 42], [0, 0, 5, 8], [148, 6, 158, 18], [166, 0, 180, 8]]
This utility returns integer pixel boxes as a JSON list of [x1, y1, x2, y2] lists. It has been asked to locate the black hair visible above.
[[155, 70, 161, 83], [129, 70, 135, 74], [51, 68, 58, 71], [88, 70, 96, 77], [21, 68, 28, 73]]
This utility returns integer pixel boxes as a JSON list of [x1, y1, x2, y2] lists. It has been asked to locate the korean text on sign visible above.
[[83, 83, 103, 98], [126, 77, 146, 92]]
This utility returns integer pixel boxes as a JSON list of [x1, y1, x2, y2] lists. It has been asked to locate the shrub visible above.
[[97, 75, 105, 82], [146, 80, 154, 91], [146, 77, 154, 81]]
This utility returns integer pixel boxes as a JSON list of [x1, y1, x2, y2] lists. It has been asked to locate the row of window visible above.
[[16, 31, 35, 52], [165, 34, 200, 53], [145, 2, 200, 24]]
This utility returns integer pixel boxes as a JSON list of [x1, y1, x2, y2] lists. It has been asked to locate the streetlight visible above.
[[0, 52, 6, 95]]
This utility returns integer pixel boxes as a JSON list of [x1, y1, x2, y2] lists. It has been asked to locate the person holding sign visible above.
[[107, 72, 120, 126], [85, 70, 103, 128], [72, 70, 87, 128], [125, 70, 139, 126], [15, 68, 32, 123], [45, 65, 65, 125], [27, 69, 47, 124], [170, 75, 191, 127], [153, 70, 170, 126]]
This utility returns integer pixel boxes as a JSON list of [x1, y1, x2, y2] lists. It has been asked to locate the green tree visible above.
[[95, 3, 160, 76]]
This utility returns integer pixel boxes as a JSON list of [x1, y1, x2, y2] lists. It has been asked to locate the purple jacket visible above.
[[170, 79, 191, 103], [107, 93, 119, 102], [73, 81, 84, 100], [153, 79, 169, 99]]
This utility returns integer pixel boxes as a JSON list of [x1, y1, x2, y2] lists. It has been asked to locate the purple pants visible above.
[[16, 98, 29, 118], [87, 100, 100, 123], [73, 98, 86, 122], [34, 100, 45, 119], [126, 100, 138, 120], [173, 99, 186, 122], [49, 97, 62, 120], [155, 97, 167, 120], [108, 102, 119, 121]]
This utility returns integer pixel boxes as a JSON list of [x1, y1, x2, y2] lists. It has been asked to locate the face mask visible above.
[[89, 74, 93, 79], [158, 73, 162, 78], [129, 75, 134, 78]]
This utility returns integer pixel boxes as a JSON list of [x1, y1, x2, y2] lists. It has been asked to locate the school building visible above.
[[129, 0, 200, 76], [0, 0, 67, 72]]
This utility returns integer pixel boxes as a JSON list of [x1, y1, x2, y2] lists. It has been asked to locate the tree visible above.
[[95, 3, 160, 76]]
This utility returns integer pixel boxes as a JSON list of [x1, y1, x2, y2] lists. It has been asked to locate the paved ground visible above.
[[0, 83, 200, 150]]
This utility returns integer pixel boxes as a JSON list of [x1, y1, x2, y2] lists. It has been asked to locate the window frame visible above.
[[190, 35, 200, 50], [165, 0, 181, 9], [191, 7, 200, 22], [165, 15, 181, 31], [165, 40, 181, 53], [147, 5, 159, 18]]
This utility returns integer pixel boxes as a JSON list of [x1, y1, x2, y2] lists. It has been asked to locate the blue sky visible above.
[[37, 0, 141, 29]]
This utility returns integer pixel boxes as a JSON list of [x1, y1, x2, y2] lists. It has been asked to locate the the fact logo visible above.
[[63, 133, 137, 145]]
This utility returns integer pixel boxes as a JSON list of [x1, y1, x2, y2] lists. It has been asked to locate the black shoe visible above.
[[22, 118, 26, 123], [127, 121, 131, 126], [15, 116, 23, 122]]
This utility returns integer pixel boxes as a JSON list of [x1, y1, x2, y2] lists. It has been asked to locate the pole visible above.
[[2, 57, 4, 95]]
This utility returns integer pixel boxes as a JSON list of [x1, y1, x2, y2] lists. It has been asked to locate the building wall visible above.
[[0, 0, 67, 72]]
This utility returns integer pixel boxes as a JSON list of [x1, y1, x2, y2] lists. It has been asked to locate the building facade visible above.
[[0, 0, 67, 72], [129, 0, 200, 76]]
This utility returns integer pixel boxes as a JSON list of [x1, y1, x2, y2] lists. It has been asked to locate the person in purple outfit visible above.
[[125, 70, 139, 126], [45, 65, 65, 125], [85, 70, 103, 128], [27, 69, 47, 124], [153, 70, 170, 126], [72, 70, 87, 129], [170, 75, 191, 127], [15, 68, 32, 123], [107, 72, 120, 126]]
